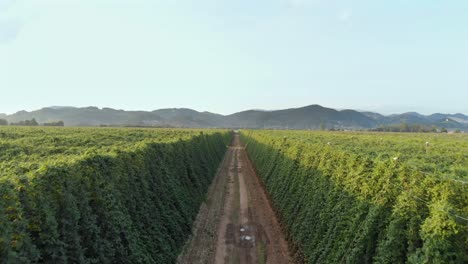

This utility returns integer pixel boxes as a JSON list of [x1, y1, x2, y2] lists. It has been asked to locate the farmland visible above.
[[0, 127, 231, 263], [1, 127, 467, 263], [241, 130, 467, 263]]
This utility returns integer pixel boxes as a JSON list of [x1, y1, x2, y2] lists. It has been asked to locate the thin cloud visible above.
[[288, 0, 306, 8], [0, 0, 14, 13], [0, 0, 23, 42], [338, 9, 352, 22], [287, 0, 320, 9], [0, 20, 21, 43]]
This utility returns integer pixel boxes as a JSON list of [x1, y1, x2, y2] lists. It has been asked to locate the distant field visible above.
[[242, 130, 467, 263], [0, 127, 224, 177], [244, 130, 468, 178], [0, 127, 231, 263]]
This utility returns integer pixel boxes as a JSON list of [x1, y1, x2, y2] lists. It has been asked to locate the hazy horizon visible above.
[[1, 104, 466, 117], [2, 1, 467, 115]]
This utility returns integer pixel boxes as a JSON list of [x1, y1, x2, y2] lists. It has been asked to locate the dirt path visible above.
[[178, 133, 293, 264]]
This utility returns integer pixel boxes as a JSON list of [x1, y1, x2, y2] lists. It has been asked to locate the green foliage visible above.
[[371, 123, 439, 133], [10, 118, 39, 126], [0, 127, 231, 263], [0, 119, 7, 126], [241, 130, 467, 263], [42, 121, 64, 127]]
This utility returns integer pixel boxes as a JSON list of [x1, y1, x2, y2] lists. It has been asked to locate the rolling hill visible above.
[[1, 105, 467, 130]]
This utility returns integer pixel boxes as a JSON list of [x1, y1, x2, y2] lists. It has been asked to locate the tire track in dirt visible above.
[[239, 144, 292, 263], [214, 148, 237, 264], [178, 133, 293, 264], [177, 144, 233, 264]]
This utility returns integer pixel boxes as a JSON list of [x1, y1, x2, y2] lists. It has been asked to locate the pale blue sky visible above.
[[1, 0, 467, 115]]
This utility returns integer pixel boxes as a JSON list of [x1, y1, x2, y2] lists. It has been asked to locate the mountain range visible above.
[[0, 105, 467, 130]]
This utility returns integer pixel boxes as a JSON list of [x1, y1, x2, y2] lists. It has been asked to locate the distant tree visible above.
[[11, 118, 39, 126], [10, 121, 23, 126], [399, 123, 410, 132], [440, 127, 448, 133], [43, 121, 65, 126], [320, 121, 326, 131], [454, 129, 461, 133], [0, 119, 7, 126], [29, 118, 39, 126], [371, 123, 439, 133]]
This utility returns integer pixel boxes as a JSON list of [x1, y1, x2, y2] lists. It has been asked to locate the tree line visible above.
[[0, 118, 64, 126], [368, 123, 466, 133]]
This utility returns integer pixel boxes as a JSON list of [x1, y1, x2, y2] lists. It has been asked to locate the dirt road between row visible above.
[[178, 133, 292, 264]]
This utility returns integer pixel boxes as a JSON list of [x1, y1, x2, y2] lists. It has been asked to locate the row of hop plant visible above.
[[0, 128, 232, 263], [241, 130, 467, 264]]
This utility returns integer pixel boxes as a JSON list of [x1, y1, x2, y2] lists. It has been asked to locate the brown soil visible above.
[[178, 133, 293, 264]]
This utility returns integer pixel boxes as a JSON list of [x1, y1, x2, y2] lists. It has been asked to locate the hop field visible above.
[[242, 130, 468, 263], [0, 127, 224, 177], [0, 127, 231, 263], [1, 127, 467, 263]]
